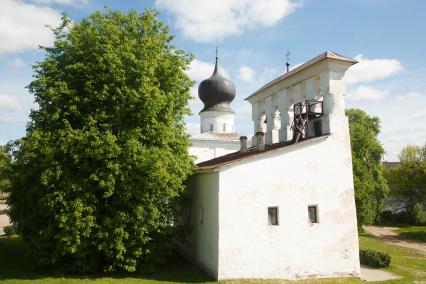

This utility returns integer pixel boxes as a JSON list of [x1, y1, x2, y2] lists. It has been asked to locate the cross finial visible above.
[[286, 50, 291, 73], [213, 46, 219, 74]]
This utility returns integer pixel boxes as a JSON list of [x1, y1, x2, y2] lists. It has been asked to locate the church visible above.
[[184, 51, 361, 280]]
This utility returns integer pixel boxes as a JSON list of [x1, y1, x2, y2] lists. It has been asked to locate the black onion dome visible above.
[[198, 59, 236, 113]]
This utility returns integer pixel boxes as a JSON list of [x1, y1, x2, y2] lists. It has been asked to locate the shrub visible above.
[[380, 209, 412, 225], [360, 249, 391, 268], [3, 225, 17, 236]]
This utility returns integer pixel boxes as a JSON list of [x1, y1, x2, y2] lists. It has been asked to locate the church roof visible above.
[[198, 55, 236, 113], [197, 134, 329, 171], [246, 51, 357, 100], [191, 131, 240, 141]]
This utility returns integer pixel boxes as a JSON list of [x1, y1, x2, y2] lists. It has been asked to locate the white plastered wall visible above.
[[216, 132, 360, 280], [186, 53, 359, 280], [200, 111, 235, 133], [189, 140, 240, 163], [182, 172, 220, 279]]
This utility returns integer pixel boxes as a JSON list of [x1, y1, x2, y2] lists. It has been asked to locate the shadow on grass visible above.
[[0, 237, 213, 283], [399, 231, 426, 243]]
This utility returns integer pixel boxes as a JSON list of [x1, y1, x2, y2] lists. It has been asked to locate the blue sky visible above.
[[0, 0, 425, 160]]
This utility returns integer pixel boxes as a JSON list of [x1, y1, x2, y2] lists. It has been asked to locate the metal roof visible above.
[[191, 131, 240, 141], [197, 135, 329, 171], [198, 57, 236, 113], [246, 51, 357, 101]]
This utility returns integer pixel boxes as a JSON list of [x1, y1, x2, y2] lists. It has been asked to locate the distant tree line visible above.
[[384, 144, 426, 225], [346, 108, 426, 227], [0, 145, 10, 199], [346, 109, 389, 228]]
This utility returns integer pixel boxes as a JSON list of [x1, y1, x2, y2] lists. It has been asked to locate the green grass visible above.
[[0, 237, 362, 284], [0, 237, 215, 284], [1, 234, 425, 283], [396, 226, 426, 243], [359, 233, 426, 283]]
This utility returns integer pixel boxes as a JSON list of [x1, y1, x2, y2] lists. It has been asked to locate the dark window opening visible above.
[[313, 120, 322, 137], [308, 205, 318, 223], [268, 207, 279, 225], [200, 205, 204, 224]]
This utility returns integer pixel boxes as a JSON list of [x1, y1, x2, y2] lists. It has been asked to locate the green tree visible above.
[[7, 9, 194, 273], [0, 145, 11, 197], [386, 144, 426, 224], [346, 109, 388, 227]]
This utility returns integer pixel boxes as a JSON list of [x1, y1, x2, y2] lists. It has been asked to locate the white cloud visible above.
[[345, 54, 403, 84], [7, 57, 26, 68], [397, 91, 420, 101], [348, 91, 426, 161], [186, 59, 229, 81], [238, 66, 256, 83], [155, 0, 299, 42], [185, 122, 200, 136], [234, 102, 252, 121], [29, 0, 87, 5], [0, 94, 22, 112], [257, 67, 280, 86], [0, 0, 61, 54], [0, 115, 27, 124], [347, 86, 389, 102]]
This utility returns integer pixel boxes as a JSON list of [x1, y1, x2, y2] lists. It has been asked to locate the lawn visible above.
[[359, 233, 426, 283], [1, 234, 425, 283], [0, 237, 214, 284], [396, 226, 426, 243]]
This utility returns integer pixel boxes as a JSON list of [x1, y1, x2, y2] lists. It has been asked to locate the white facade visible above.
[[190, 110, 240, 163], [189, 133, 240, 163], [183, 52, 360, 280], [200, 111, 235, 133]]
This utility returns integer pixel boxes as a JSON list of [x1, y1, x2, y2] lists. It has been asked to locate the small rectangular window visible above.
[[308, 205, 318, 223], [268, 207, 279, 225]]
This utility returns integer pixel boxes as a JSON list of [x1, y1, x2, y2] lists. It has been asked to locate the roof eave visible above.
[[245, 51, 357, 101], [196, 135, 330, 172]]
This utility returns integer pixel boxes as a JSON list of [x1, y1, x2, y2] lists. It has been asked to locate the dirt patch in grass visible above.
[[364, 225, 426, 254], [397, 226, 426, 243]]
